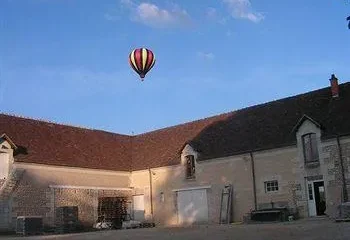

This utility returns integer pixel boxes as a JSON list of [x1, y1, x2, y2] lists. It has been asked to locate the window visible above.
[[264, 180, 279, 192], [185, 155, 195, 179], [302, 133, 319, 163], [160, 192, 165, 202], [308, 183, 313, 200]]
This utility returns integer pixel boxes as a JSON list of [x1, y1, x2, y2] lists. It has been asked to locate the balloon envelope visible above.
[[129, 48, 156, 80]]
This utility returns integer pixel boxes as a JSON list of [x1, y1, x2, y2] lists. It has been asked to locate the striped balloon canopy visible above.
[[129, 48, 156, 81]]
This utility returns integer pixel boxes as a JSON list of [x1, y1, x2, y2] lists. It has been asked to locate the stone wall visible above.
[[12, 185, 133, 228], [7, 136, 350, 229], [0, 179, 5, 189], [291, 135, 350, 219], [0, 200, 11, 231], [131, 146, 301, 225], [322, 139, 350, 218], [253, 147, 299, 214], [11, 173, 51, 227], [54, 188, 132, 227], [9, 163, 131, 229]]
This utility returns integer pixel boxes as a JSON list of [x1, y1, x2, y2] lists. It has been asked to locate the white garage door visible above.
[[133, 195, 145, 221], [177, 189, 208, 225]]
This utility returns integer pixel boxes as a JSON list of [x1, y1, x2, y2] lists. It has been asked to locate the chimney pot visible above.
[[330, 74, 339, 98]]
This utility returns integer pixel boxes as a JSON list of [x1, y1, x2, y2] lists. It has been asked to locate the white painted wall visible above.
[[181, 144, 198, 165], [0, 153, 10, 179]]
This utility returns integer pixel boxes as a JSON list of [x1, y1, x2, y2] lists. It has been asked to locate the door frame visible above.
[[173, 186, 211, 225], [176, 188, 209, 225], [306, 180, 325, 217]]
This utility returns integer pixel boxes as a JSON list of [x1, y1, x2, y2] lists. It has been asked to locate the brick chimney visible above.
[[329, 74, 339, 98]]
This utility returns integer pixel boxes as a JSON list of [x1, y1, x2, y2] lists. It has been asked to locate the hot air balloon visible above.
[[129, 48, 156, 81]]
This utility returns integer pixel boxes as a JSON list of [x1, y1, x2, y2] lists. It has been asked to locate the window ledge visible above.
[[305, 161, 320, 168]]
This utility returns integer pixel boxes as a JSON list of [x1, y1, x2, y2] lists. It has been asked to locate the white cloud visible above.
[[120, 0, 134, 8], [117, 0, 192, 29], [197, 51, 215, 60], [218, 17, 229, 25], [226, 30, 233, 37], [223, 0, 264, 23], [205, 7, 229, 25], [104, 12, 120, 21], [206, 7, 217, 19]]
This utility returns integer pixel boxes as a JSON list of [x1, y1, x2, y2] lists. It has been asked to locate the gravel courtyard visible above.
[[2, 219, 350, 240]]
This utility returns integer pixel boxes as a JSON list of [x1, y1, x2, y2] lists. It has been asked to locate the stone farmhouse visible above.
[[0, 75, 349, 231]]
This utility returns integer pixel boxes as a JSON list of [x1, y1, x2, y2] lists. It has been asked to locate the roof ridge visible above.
[[0, 112, 130, 137], [135, 112, 232, 136], [135, 82, 350, 136], [2, 81, 349, 138], [227, 81, 350, 114], [0, 112, 95, 129]]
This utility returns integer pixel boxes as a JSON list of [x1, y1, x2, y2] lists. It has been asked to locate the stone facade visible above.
[[130, 132, 350, 225], [1, 129, 350, 230], [294, 119, 350, 219], [322, 139, 350, 218], [131, 146, 298, 225], [0, 179, 5, 189], [12, 179, 51, 227], [53, 188, 131, 227], [253, 147, 299, 212], [8, 164, 132, 229]]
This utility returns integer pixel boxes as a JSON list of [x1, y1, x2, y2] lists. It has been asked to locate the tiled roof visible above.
[[0, 112, 229, 171], [0, 114, 132, 171], [190, 82, 350, 161], [1, 81, 350, 170], [131, 113, 231, 170]]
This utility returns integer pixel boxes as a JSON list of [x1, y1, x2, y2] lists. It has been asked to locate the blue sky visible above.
[[1, 0, 349, 135]]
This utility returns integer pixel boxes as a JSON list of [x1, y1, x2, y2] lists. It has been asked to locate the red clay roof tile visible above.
[[1, 82, 350, 171], [0, 115, 132, 171]]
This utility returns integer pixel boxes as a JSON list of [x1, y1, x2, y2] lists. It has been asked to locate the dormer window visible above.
[[185, 155, 195, 179], [302, 133, 319, 163]]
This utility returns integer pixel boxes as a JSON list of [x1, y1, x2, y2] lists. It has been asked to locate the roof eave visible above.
[[291, 114, 322, 134], [0, 133, 18, 150]]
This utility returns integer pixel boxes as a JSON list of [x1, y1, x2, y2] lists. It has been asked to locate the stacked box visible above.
[[55, 206, 79, 233], [16, 216, 43, 236]]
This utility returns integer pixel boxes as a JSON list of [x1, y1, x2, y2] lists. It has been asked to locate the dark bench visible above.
[[250, 207, 290, 222]]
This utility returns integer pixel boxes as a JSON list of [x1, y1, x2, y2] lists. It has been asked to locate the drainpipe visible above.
[[52, 188, 56, 227], [250, 152, 257, 210], [148, 168, 154, 219], [336, 136, 348, 202]]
